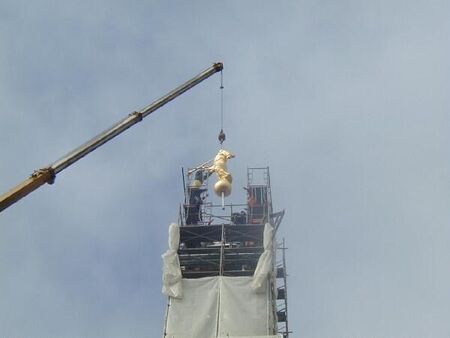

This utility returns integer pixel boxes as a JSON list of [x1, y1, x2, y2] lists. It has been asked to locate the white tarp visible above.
[[251, 223, 274, 291], [162, 223, 182, 298], [219, 277, 274, 337], [165, 277, 219, 338], [164, 276, 276, 338]]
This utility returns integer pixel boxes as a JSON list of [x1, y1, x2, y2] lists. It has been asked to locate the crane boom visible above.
[[0, 62, 223, 213]]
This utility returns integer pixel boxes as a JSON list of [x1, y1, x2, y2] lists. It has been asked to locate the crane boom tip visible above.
[[214, 62, 223, 71]]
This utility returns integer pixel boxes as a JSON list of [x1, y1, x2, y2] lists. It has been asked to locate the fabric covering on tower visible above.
[[252, 223, 274, 291], [162, 223, 182, 298], [164, 276, 278, 338]]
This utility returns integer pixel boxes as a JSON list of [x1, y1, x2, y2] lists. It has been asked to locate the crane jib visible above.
[[0, 62, 223, 213]]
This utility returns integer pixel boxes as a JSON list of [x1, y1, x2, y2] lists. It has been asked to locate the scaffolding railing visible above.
[[276, 238, 291, 338], [178, 223, 266, 278]]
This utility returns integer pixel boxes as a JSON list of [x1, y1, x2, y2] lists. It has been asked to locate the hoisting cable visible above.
[[217, 69, 227, 209], [218, 69, 226, 147]]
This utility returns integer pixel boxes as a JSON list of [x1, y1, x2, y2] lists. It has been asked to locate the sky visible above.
[[1, 0, 450, 337]]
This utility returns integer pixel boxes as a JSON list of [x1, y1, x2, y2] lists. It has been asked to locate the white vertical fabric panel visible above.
[[252, 223, 274, 291], [165, 277, 219, 338], [162, 223, 183, 298], [164, 276, 275, 337], [218, 277, 271, 337]]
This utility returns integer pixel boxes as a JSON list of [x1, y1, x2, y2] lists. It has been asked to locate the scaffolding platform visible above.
[[179, 223, 265, 278]]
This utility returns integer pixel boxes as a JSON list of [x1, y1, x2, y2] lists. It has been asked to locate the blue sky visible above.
[[1, 1, 450, 337]]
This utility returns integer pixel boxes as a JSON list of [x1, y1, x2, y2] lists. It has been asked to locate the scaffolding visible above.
[[167, 166, 290, 337], [276, 238, 291, 338], [181, 167, 275, 226], [179, 167, 279, 276]]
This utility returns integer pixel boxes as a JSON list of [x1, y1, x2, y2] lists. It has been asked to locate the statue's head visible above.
[[218, 149, 235, 160]]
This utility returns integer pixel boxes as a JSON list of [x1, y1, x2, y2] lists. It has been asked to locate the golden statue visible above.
[[207, 149, 235, 197], [189, 149, 235, 197]]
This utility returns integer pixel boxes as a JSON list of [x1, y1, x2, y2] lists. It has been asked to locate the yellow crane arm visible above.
[[0, 62, 223, 213]]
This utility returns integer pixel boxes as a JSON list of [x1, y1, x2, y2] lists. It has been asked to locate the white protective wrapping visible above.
[[251, 223, 274, 291], [165, 277, 219, 338], [219, 277, 273, 337], [162, 223, 182, 298], [164, 276, 275, 338]]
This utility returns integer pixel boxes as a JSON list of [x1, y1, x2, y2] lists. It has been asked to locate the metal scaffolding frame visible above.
[[276, 238, 291, 337], [181, 166, 276, 227], [178, 223, 265, 278], [172, 166, 289, 336], [178, 167, 278, 279]]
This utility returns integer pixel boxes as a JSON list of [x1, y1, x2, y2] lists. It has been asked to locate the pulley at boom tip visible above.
[[214, 62, 224, 71]]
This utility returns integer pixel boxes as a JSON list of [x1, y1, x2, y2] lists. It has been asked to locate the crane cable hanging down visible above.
[[218, 70, 226, 147], [215, 69, 233, 209], [186, 68, 233, 210]]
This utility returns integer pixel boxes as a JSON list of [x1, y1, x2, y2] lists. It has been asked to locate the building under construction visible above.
[[162, 164, 290, 338]]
